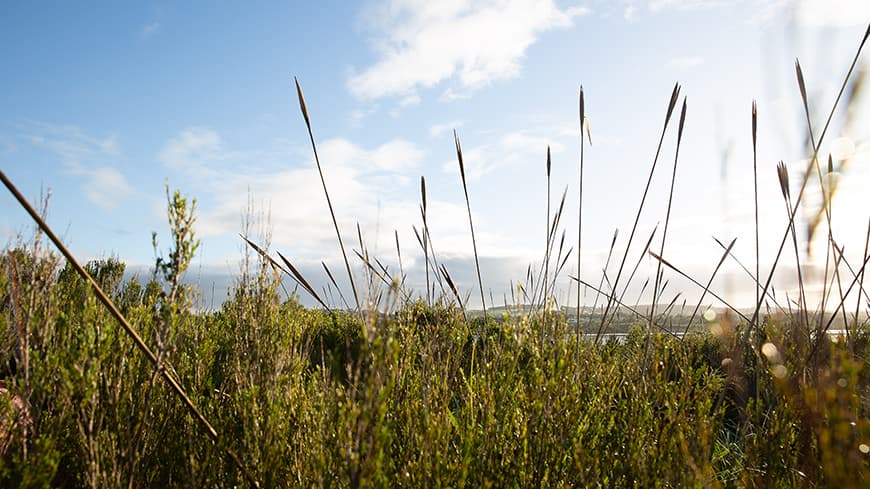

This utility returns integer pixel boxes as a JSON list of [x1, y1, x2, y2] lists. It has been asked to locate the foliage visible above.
[[0, 234, 867, 486]]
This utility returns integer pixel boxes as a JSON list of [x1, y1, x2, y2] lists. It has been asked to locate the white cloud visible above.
[[159, 129, 427, 258], [795, 0, 870, 27], [441, 128, 566, 180], [0, 136, 15, 155], [669, 56, 704, 69], [624, 4, 637, 21], [141, 22, 161, 37], [348, 104, 381, 127], [75, 166, 133, 210], [24, 122, 131, 210], [0, 224, 15, 243], [649, 0, 725, 10], [348, 0, 590, 100], [321, 137, 425, 173], [398, 94, 421, 107], [646, 0, 869, 27], [430, 120, 463, 138], [439, 87, 473, 102], [159, 127, 224, 171], [26, 123, 119, 163]]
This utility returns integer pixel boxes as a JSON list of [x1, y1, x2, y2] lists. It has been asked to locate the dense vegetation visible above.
[[2, 23, 868, 489], [0, 202, 867, 487]]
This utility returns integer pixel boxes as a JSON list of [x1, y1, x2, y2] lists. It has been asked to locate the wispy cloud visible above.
[[642, 0, 868, 27], [0, 135, 16, 155], [348, 104, 381, 127], [24, 122, 131, 210], [441, 127, 566, 180], [159, 127, 225, 172], [141, 21, 161, 38], [649, 0, 726, 11], [429, 120, 463, 138], [160, 128, 428, 256], [669, 55, 704, 69], [348, 0, 591, 101], [398, 94, 421, 108], [794, 0, 870, 27], [67, 164, 133, 210], [0, 224, 15, 243], [26, 122, 119, 162], [623, 3, 637, 21], [439, 87, 473, 102]]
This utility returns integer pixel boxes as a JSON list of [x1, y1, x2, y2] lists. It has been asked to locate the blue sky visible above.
[[2, 1, 869, 310]]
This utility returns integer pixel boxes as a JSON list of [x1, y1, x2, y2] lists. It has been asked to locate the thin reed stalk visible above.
[[323, 261, 350, 310], [796, 61, 843, 331], [682, 238, 736, 334], [0, 169, 261, 488], [577, 86, 586, 339], [277, 251, 331, 312], [650, 97, 687, 330], [597, 83, 681, 342], [649, 250, 751, 324], [544, 147, 552, 314], [751, 100, 760, 330], [294, 78, 362, 318], [810, 246, 870, 360], [420, 177, 431, 305], [713, 236, 784, 312], [776, 161, 810, 328], [749, 24, 870, 336], [591, 229, 619, 313], [856, 218, 870, 331], [573, 277, 646, 322], [454, 130, 487, 319], [395, 230, 405, 290]]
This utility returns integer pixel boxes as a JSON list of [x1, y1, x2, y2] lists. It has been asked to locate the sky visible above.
[[1, 0, 869, 312]]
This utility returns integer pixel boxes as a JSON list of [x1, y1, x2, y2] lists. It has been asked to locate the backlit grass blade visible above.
[[295, 78, 361, 318], [454, 130, 487, 318]]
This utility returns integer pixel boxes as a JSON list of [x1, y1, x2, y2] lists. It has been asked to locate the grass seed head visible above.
[[677, 97, 687, 144], [751, 99, 758, 149], [665, 82, 681, 125], [420, 176, 427, 214], [547, 146, 551, 176], [294, 77, 311, 130], [777, 161, 790, 200], [795, 60, 809, 114], [454, 130, 466, 182]]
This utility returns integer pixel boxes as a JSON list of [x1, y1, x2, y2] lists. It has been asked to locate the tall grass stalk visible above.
[[796, 61, 841, 330], [597, 83, 681, 342], [776, 161, 810, 329], [576, 86, 586, 339], [294, 78, 362, 319], [590, 229, 618, 314], [650, 97, 687, 330], [394, 230, 405, 289], [856, 218, 870, 331], [543, 147, 551, 315], [682, 238, 736, 334], [420, 177, 431, 305], [749, 24, 870, 337], [0, 169, 260, 488], [594, 226, 658, 343], [454, 130, 487, 319], [322, 261, 351, 310], [649, 250, 750, 324], [751, 100, 760, 331]]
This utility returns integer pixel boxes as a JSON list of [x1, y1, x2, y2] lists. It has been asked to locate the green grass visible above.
[[0, 223, 868, 487], [1, 23, 869, 489]]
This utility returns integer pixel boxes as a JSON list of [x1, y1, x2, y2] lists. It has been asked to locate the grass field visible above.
[[1, 24, 869, 489]]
